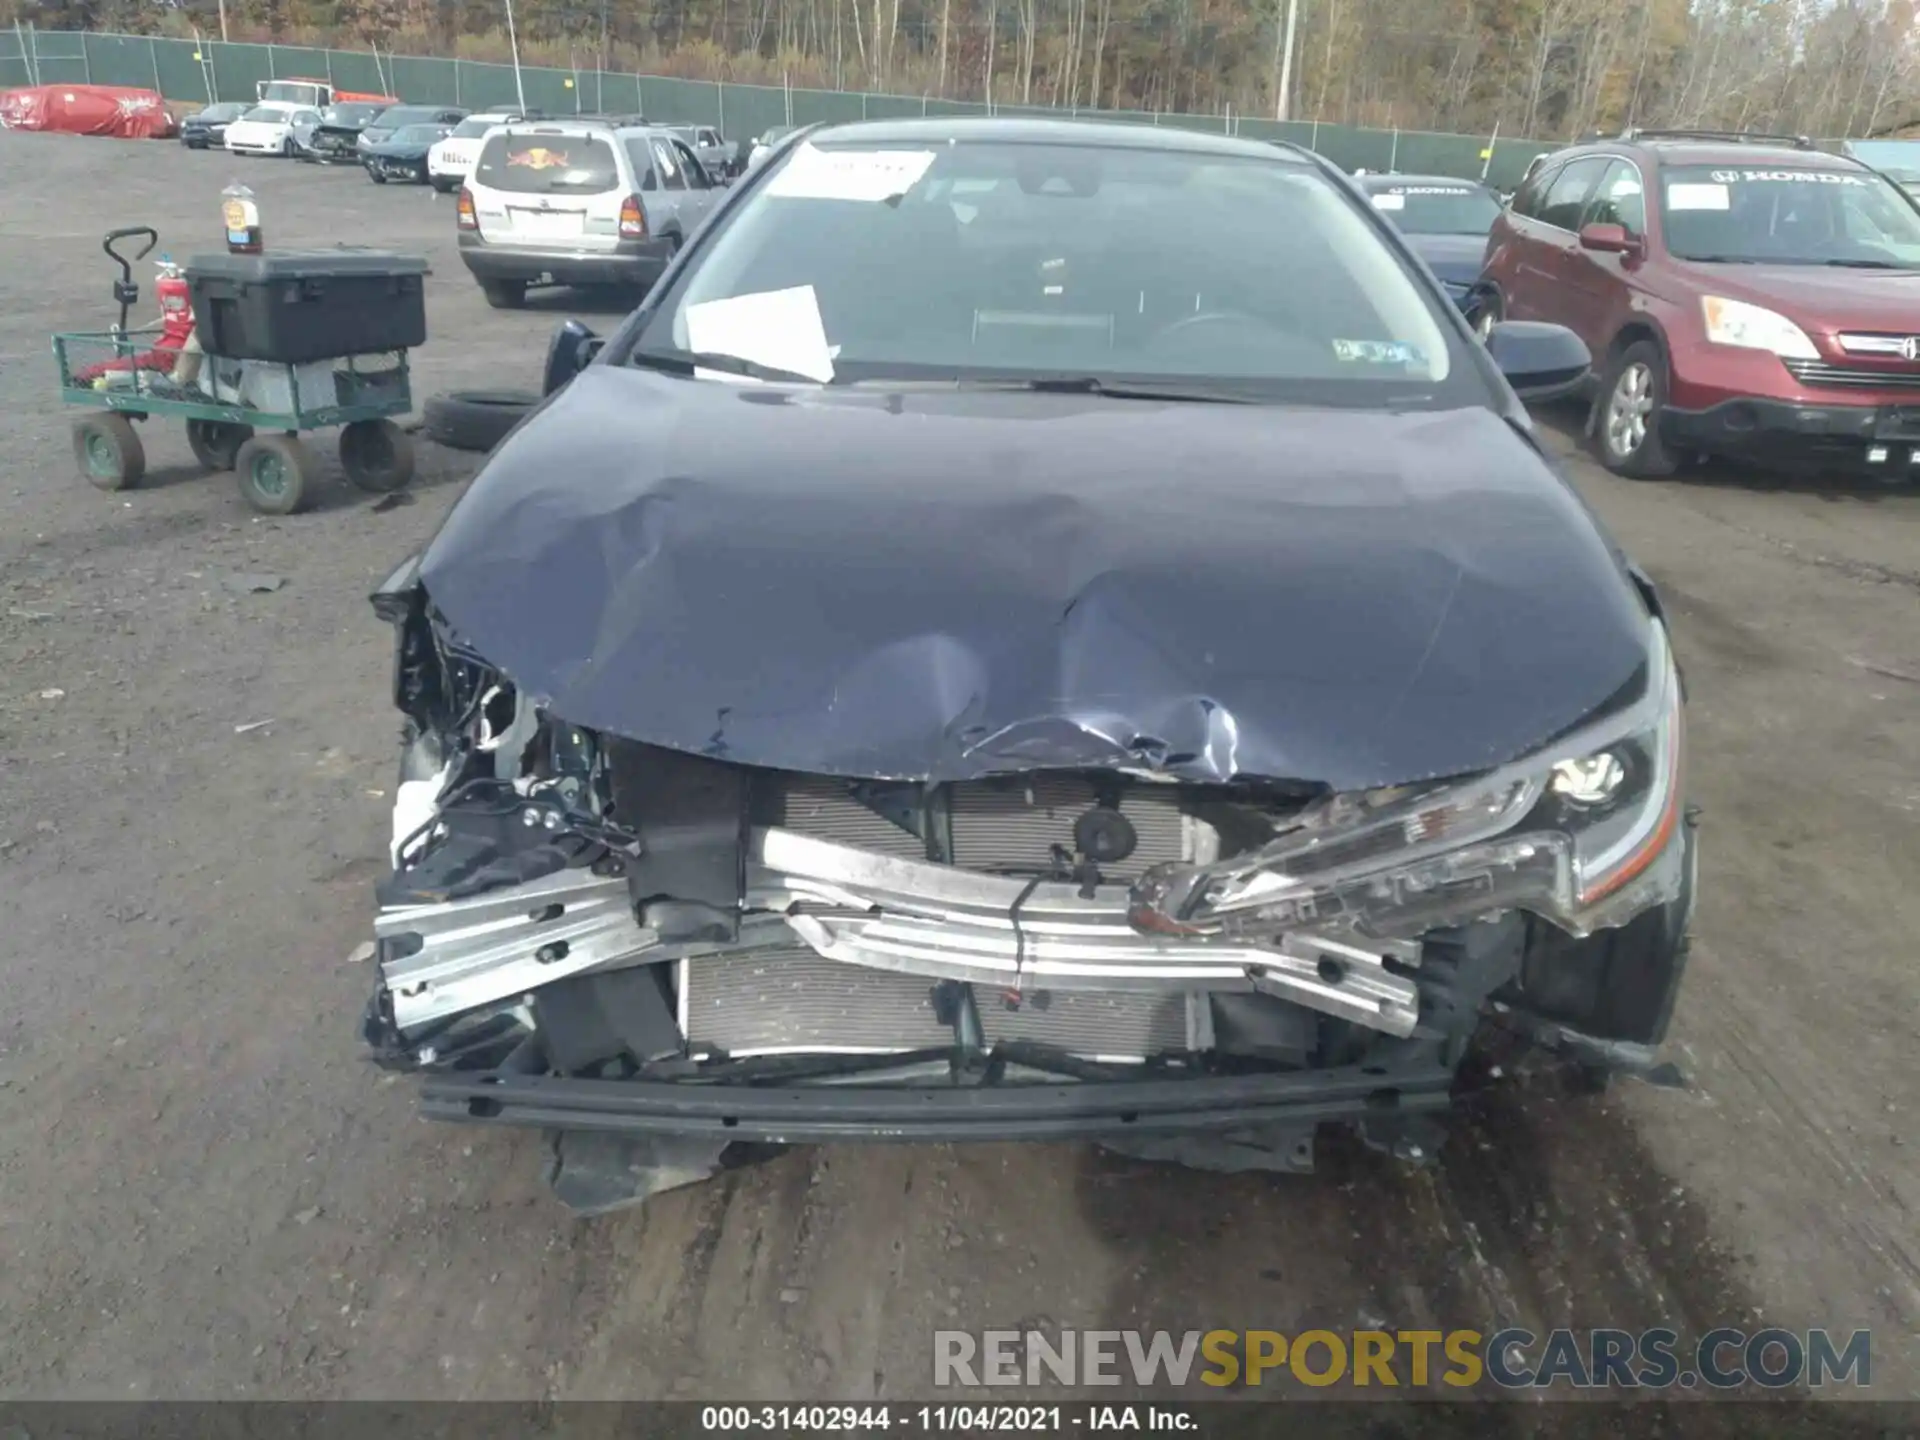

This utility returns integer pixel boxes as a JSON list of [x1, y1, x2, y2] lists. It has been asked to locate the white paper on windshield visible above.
[[1371, 192, 1407, 211], [764, 143, 936, 202], [684, 285, 835, 383], [1667, 182, 1730, 211]]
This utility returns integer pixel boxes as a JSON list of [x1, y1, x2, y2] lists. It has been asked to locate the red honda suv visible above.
[[1477, 130, 1920, 478]]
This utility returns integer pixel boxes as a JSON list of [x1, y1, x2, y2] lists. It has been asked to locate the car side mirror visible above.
[[543, 319, 602, 398], [1485, 320, 1590, 403], [1578, 222, 1637, 255]]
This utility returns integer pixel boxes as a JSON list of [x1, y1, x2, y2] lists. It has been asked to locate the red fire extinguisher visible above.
[[71, 255, 200, 387]]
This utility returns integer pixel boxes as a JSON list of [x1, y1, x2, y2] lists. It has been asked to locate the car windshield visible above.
[[241, 106, 289, 123], [1660, 164, 1920, 267], [201, 103, 245, 121], [324, 103, 383, 126], [473, 133, 621, 194], [631, 137, 1464, 402], [1366, 182, 1502, 234], [452, 116, 504, 138]]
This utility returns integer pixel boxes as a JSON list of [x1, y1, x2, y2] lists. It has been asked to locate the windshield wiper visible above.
[[959, 376, 1262, 404], [1820, 258, 1916, 270], [629, 348, 823, 384]]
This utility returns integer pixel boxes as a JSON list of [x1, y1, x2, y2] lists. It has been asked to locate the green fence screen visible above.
[[0, 27, 1558, 184]]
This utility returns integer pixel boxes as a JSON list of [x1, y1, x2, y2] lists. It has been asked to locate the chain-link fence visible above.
[[0, 26, 1560, 186]]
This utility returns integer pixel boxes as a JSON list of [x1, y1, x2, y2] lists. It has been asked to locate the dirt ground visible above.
[[0, 132, 1915, 1409]]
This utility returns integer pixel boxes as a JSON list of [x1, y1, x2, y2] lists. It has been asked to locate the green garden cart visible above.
[[56, 227, 421, 515]]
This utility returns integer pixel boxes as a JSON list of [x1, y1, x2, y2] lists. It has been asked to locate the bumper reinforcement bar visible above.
[[418, 1062, 1456, 1143]]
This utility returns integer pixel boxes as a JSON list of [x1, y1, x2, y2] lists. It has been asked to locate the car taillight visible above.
[[619, 195, 647, 239], [456, 187, 477, 231]]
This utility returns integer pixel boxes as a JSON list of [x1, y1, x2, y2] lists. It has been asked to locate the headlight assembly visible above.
[[1701, 296, 1819, 360], [1129, 620, 1685, 942]]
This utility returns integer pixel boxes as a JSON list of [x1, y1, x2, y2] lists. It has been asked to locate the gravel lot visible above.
[[1, 130, 1916, 1412]]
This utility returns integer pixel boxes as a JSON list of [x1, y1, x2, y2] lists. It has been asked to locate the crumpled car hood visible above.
[[417, 366, 1650, 790]]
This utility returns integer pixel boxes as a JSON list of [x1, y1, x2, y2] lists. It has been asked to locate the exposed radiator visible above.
[[780, 778, 928, 859], [726, 771, 1207, 1058], [683, 946, 1198, 1060], [683, 946, 949, 1055]]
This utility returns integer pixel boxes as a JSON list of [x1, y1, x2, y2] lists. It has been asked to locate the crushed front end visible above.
[[362, 556, 1696, 1210]]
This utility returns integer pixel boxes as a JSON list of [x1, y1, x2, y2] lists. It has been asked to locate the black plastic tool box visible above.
[[186, 251, 429, 364]]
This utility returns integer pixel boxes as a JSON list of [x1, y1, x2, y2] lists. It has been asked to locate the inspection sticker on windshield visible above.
[[1371, 193, 1407, 211], [1332, 338, 1426, 366], [764, 144, 937, 202], [1667, 182, 1730, 211]]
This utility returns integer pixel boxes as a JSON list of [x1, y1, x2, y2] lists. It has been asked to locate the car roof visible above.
[[802, 116, 1322, 163], [1545, 136, 1866, 172], [1356, 173, 1489, 189], [493, 115, 652, 131]]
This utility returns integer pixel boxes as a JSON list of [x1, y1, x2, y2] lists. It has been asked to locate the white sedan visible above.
[[224, 102, 317, 158], [427, 112, 524, 193]]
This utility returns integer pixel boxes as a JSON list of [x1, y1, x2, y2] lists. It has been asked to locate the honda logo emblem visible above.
[[1903, 336, 1920, 362]]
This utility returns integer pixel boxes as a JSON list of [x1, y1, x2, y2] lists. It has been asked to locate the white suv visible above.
[[456, 119, 722, 307], [428, 112, 526, 193]]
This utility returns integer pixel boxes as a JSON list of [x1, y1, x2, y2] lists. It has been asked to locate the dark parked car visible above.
[[366, 118, 1693, 1214], [1480, 129, 1920, 477], [357, 103, 466, 156], [364, 122, 457, 184], [178, 101, 247, 150], [297, 100, 388, 163], [1355, 174, 1503, 313]]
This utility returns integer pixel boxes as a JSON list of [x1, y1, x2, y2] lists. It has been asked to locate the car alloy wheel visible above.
[[1594, 339, 1679, 479], [1604, 360, 1653, 460]]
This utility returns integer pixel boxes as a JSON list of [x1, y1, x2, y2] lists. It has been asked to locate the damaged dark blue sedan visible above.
[[363, 119, 1695, 1214]]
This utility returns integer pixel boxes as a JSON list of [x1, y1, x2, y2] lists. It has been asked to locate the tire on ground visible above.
[[1594, 338, 1680, 478], [73, 413, 146, 491], [480, 278, 527, 310], [185, 418, 253, 471], [422, 389, 540, 453], [234, 433, 319, 515], [339, 417, 416, 493]]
